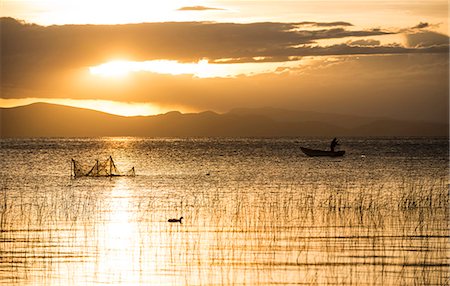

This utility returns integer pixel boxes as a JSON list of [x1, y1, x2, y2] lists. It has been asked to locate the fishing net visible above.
[[71, 156, 135, 178]]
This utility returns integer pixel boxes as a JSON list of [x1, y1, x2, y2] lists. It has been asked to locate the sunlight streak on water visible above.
[[97, 182, 138, 284]]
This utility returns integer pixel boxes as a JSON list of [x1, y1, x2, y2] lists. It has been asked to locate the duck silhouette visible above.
[[168, 216, 183, 223]]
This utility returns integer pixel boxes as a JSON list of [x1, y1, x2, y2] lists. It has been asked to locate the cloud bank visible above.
[[2, 17, 448, 86]]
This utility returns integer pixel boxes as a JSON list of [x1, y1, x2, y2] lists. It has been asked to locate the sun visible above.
[[89, 60, 137, 77], [89, 59, 225, 78], [89, 59, 213, 78], [89, 59, 299, 78]]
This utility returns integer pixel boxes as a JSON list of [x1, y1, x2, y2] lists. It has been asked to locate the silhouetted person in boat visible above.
[[330, 138, 339, 152]]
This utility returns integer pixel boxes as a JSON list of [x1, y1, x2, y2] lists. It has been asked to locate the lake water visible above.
[[0, 137, 448, 285]]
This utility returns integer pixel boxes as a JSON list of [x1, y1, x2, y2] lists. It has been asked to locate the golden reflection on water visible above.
[[95, 180, 179, 286], [97, 182, 139, 284]]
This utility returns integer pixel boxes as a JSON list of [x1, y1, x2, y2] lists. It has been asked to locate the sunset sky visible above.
[[1, 0, 449, 122]]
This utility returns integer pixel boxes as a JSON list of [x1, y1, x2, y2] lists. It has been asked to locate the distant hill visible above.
[[228, 107, 383, 129], [0, 103, 448, 137]]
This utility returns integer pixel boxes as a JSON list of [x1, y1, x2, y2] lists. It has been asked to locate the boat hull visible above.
[[300, 147, 345, 157]]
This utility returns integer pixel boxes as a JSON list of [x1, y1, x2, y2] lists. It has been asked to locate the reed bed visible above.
[[1, 177, 448, 285]]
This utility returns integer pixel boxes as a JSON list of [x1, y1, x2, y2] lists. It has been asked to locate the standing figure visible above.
[[330, 138, 339, 152]]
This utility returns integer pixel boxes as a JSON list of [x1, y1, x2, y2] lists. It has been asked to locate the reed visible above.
[[0, 177, 448, 285]]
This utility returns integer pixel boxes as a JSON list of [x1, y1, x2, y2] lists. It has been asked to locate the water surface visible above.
[[0, 137, 448, 285]]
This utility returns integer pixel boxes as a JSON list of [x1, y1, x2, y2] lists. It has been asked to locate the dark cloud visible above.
[[406, 31, 449, 48], [297, 21, 353, 27], [177, 6, 225, 11], [0, 18, 392, 68], [210, 44, 448, 63], [1, 17, 448, 91], [346, 39, 381, 47], [412, 22, 429, 29]]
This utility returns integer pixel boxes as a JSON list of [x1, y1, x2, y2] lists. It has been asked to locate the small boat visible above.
[[300, 147, 345, 157]]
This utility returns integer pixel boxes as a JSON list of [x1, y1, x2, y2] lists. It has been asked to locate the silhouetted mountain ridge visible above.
[[0, 103, 447, 137], [228, 107, 386, 128]]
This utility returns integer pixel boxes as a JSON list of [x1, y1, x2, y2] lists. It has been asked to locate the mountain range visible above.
[[0, 103, 448, 137]]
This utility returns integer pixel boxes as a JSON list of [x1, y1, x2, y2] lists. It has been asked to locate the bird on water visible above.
[[168, 216, 183, 223]]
